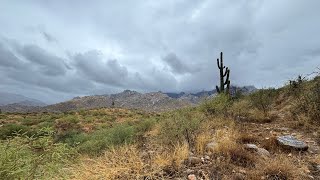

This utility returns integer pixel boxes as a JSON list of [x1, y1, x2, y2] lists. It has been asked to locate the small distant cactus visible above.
[[216, 52, 231, 94]]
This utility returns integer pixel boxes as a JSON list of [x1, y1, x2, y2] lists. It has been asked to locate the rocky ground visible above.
[[141, 116, 320, 180]]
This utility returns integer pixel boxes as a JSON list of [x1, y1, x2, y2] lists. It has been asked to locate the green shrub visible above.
[[200, 94, 232, 116], [21, 117, 42, 126], [159, 111, 202, 147], [0, 124, 34, 139], [229, 99, 252, 119], [293, 77, 320, 124], [54, 115, 82, 142], [67, 123, 136, 155], [249, 88, 278, 116], [55, 115, 80, 131], [0, 128, 75, 179], [135, 118, 156, 133]]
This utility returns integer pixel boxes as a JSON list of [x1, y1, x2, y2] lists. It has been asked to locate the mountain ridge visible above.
[[0, 92, 46, 107], [0, 86, 257, 113]]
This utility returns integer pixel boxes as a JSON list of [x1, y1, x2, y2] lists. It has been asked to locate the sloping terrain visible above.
[[0, 92, 46, 106], [1, 86, 256, 113], [43, 90, 193, 112]]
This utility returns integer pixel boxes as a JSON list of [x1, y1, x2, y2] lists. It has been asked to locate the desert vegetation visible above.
[[1, 73, 320, 179]]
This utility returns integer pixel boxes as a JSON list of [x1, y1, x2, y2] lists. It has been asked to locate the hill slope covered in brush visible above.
[[0, 76, 319, 179]]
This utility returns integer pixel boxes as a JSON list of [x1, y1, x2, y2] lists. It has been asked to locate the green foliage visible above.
[[229, 99, 252, 119], [159, 110, 202, 147], [249, 88, 278, 116], [54, 115, 82, 142], [21, 117, 42, 126], [0, 128, 75, 179], [135, 118, 157, 133], [200, 94, 232, 116], [55, 115, 80, 129], [287, 75, 305, 97], [66, 123, 136, 155], [293, 77, 320, 123], [0, 123, 34, 139]]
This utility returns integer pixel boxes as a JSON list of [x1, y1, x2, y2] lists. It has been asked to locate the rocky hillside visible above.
[[43, 90, 193, 112], [0, 86, 256, 113]]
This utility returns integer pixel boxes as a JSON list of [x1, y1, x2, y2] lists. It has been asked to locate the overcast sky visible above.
[[1, 0, 320, 104]]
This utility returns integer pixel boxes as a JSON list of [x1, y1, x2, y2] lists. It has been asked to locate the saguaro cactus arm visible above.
[[215, 52, 231, 94]]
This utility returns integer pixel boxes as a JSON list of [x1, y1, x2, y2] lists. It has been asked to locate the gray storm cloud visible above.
[[0, 0, 320, 103]]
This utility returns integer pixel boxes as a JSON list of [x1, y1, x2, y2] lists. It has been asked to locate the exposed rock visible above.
[[188, 174, 197, 180], [244, 144, 258, 150], [257, 148, 271, 157], [244, 144, 270, 157], [188, 157, 202, 165], [277, 135, 308, 151]]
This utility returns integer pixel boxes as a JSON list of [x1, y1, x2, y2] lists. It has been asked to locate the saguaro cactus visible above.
[[216, 52, 231, 94]]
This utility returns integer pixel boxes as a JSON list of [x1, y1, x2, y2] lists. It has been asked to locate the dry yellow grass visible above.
[[153, 142, 189, 170], [68, 143, 189, 179], [248, 154, 299, 179], [195, 131, 211, 155], [68, 145, 159, 180], [213, 128, 238, 151]]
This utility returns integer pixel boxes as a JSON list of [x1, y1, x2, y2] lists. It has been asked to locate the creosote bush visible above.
[[290, 76, 320, 124], [159, 109, 202, 147], [229, 99, 252, 119], [200, 94, 232, 116], [249, 88, 278, 116]]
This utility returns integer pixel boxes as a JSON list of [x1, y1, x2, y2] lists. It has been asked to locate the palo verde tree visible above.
[[215, 52, 231, 94]]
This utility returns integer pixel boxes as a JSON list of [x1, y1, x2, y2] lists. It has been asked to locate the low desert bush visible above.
[[200, 94, 232, 116], [249, 88, 278, 116], [290, 76, 320, 124], [55, 115, 82, 140], [159, 110, 202, 147], [64, 123, 136, 155], [135, 118, 157, 133], [0, 123, 34, 139], [0, 128, 75, 179], [229, 99, 252, 119]]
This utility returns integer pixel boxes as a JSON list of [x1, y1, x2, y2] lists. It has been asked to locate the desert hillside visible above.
[[0, 75, 319, 179], [0, 86, 256, 113]]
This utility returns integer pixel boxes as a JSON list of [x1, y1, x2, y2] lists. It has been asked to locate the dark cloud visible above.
[[162, 53, 200, 74], [73, 50, 128, 86], [15, 44, 68, 76], [0, 0, 320, 103], [41, 31, 57, 43], [0, 43, 25, 69]]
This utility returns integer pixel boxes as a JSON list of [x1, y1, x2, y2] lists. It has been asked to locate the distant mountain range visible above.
[[0, 92, 46, 107], [0, 86, 257, 113]]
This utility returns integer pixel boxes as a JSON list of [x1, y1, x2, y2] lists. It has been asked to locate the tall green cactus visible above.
[[215, 52, 231, 94]]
